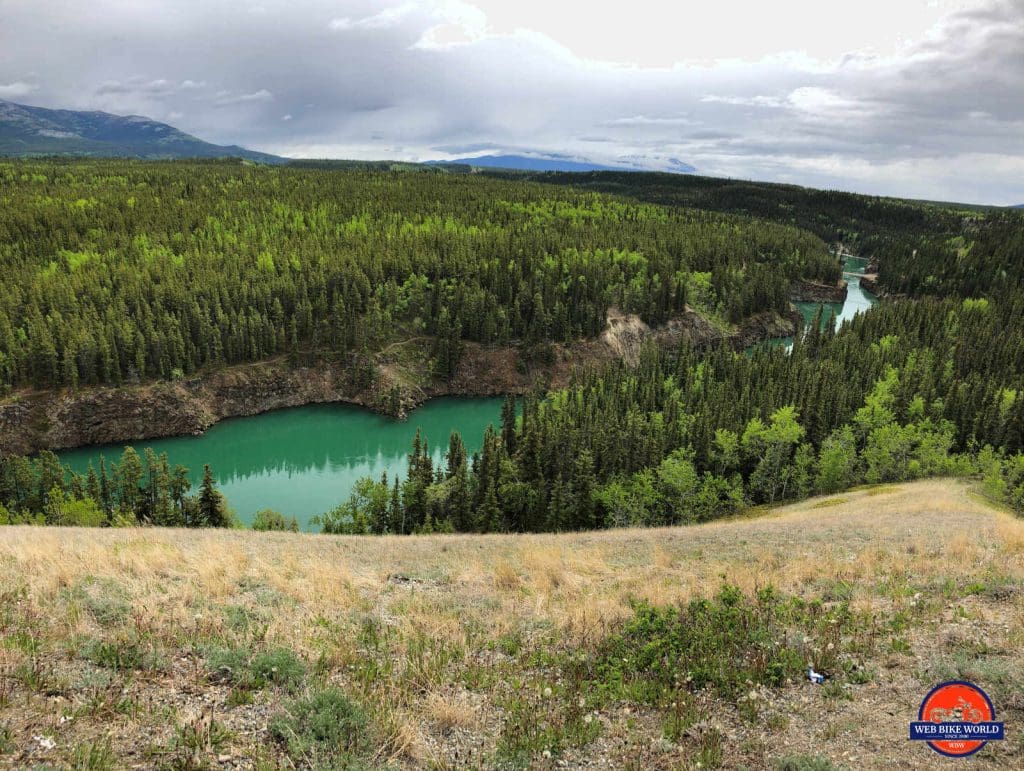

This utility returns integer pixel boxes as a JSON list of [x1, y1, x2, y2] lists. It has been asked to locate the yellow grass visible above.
[[0, 478, 1021, 769]]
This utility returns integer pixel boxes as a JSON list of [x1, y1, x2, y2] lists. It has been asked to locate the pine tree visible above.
[[198, 464, 228, 527]]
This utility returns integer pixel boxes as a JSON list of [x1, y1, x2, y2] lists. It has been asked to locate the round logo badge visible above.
[[910, 681, 1004, 757]]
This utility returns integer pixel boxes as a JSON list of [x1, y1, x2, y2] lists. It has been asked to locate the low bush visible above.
[[269, 687, 371, 768]]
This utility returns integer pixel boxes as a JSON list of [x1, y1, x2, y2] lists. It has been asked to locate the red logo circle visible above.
[[919, 681, 994, 757]]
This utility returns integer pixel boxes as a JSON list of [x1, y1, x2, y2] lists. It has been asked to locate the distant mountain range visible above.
[[0, 99, 282, 162], [427, 152, 696, 174]]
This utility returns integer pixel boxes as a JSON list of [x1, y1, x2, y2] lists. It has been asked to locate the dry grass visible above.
[[0, 479, 1021, 769]]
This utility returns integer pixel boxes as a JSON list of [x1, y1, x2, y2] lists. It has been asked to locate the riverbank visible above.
[[0, 306, 798, 457], [0, 480, 1019, 769]]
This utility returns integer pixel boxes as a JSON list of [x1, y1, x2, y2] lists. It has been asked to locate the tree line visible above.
[[0, 447, 229, 527]]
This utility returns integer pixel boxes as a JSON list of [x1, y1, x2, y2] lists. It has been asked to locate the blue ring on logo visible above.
[[917, 680, 998, 758]]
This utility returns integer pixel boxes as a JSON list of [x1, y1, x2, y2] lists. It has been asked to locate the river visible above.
[[60, 397, 504, 530], [60, 258, 876, 530], [751, 254, 877, 352]]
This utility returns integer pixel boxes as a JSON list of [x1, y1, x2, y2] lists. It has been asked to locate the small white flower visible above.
[[584, 714, 593, 724], [542, 749, 552, 758], [35, 736, 56, 751], [826, 642, 835, 651], [578, 697, 585, 708], [543, 686, 552, 698]]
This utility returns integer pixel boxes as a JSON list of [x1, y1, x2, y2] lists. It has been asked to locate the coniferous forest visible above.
[[1, 159, 1023, 530]]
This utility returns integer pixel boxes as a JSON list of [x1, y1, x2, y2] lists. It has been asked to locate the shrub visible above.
[[595, 584, 861, 703], [206, 646, 305, 692], [251, 647, 306, 690], [252, 508, 300, 532], [269, 687, 370, 768]]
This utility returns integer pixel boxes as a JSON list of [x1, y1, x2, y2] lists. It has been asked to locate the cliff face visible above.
[[0, 307, 797, 457], [0, 360, 363, 456], [790, 279, 848, 304]]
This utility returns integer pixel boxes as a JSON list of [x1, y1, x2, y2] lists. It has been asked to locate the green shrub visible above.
[[595, 584, 860, 703], [205, 646, 305, 692], [251, 647, 306, 690], [252, 509, 300, 532], [269, 688, 370, 768], [81, 636, 161, 672]]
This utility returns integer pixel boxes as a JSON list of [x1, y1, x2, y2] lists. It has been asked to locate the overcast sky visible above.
[[1, 0, 1022, 203]]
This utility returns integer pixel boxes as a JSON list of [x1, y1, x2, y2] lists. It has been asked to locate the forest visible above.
[[0, 159, 835, 391], [1, 159, 1023, 532], [320, 292, 1024, 534]]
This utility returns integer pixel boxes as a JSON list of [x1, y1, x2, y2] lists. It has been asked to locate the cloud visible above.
[[215, 89, 274, 106], [0, 0, 1020, 203], [330, 3, 417, 31], [700, 95, 785, 108], [0, 81, 38, 98]]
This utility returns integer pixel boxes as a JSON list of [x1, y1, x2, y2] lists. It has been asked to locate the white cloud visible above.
[[0, 81, 38, 98], [700, 95, 785, 108], [215, 89, 274, 106], [330, 3, 417, 31]]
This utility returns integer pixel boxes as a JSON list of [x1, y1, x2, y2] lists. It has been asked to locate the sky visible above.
[[0, 0, 1022, 204]]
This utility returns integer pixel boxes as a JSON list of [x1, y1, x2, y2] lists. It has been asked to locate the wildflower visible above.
[[584, 713, 594, 724], [542, 749, 552, 759], [543, 686, 552, 697]]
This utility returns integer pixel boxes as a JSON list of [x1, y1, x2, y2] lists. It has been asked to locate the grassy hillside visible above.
[[0, 479, 1021, 768]]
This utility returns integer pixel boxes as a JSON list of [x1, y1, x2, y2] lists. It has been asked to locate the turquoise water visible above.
[[59, 398, 504, 530], [752, 255, 877, 352]]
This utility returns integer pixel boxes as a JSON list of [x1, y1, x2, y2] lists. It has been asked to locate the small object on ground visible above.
[[808, 666, 826, 684]]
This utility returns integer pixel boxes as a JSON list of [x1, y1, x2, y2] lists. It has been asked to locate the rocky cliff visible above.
[[790, 279, 848, 304], [0, 308, 798, 457]]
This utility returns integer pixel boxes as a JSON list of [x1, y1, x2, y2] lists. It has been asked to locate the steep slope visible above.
[[0, 99, 281, 162]]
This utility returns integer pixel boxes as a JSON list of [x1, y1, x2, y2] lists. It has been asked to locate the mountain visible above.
[[428, 152, 695, 174], [0, 99, 282, 162], [1011, 204, 1024, 209]]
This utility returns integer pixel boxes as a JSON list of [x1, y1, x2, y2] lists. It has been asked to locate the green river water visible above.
[[60, 398, 504, 530], [60, 257, 875, 530], [749, 254, 877, 352]]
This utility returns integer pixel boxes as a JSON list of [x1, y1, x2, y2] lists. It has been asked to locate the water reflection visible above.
[[60, 398, 504, 530]]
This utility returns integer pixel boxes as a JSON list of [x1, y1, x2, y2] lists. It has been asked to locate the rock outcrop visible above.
[[790, 279, 848, 304], [0, 307, 799, 457]]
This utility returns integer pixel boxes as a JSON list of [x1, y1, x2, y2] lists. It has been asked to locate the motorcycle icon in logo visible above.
[[910, 681, 1005, 757]]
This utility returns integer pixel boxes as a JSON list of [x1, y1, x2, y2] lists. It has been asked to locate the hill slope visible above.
[[0, 99, 281, 162], [0, 479, 1020, 768]]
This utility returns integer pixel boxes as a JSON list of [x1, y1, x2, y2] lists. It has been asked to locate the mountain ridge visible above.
[[0, 99, 281, 162]]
